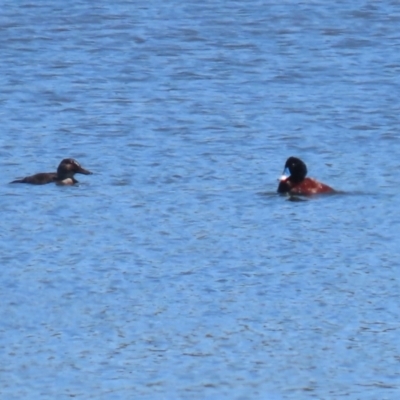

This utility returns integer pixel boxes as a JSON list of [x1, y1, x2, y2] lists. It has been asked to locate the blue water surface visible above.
[[1, 1, 400, 399]]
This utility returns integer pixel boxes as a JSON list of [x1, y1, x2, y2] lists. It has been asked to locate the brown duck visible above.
[[11, 158, 92, 185]]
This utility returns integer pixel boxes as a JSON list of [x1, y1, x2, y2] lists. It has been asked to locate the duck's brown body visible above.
[[277, 157, 334, 196], [11, 159, 92, 185]]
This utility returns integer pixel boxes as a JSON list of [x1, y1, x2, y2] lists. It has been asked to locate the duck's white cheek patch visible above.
[[280, 175, 287, 181], [58, 178, 74, 185]]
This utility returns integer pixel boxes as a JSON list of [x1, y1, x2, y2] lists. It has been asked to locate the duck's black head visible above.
[[284, 157, 308, 182], [57, 158, 92, 179]]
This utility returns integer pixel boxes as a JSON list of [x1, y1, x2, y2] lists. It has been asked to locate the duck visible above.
[[277, 157, 334, 195], [10, 158, 92, 185]]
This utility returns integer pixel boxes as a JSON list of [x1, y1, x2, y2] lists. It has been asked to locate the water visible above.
[[1, 1, 400, 399]]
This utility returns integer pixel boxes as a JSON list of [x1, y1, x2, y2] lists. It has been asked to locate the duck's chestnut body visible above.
[[277, 157, 334, 196]]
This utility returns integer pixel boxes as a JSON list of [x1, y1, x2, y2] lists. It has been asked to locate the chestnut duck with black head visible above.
[[277, 157, 334, 195], [11, 158, 92, 185]]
